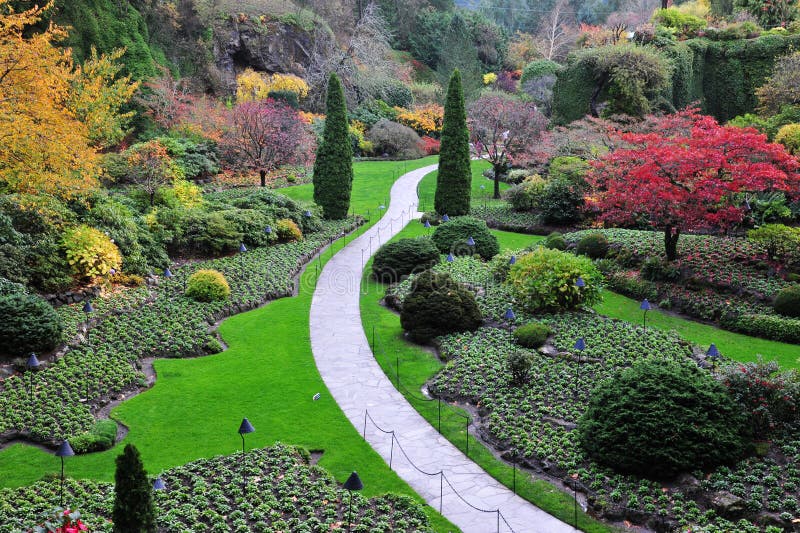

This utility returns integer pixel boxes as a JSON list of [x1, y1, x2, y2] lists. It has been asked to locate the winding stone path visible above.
[[310, 164, 575, 532]]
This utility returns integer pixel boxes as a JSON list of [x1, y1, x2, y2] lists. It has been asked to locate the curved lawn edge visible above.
[[359, 218, 619, 533]]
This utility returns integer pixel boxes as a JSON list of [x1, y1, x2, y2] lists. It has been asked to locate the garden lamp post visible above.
[[441, 214, 449, 222], [238, 417, 255, 490], [575, 277, 585, 289], [466, 236, 476, 256], [56, 440, 74, 507], [707, 343, 720, 371], [509, 255, 516, 265], [264, 225, 272, 237], [446, 253, 454, 263], [573, 337, 586, 530], [304, 210, 312, 218], [82, 300, 94, 314], [480, 184, 487, 208], [640, 299, 652, 330], [26, 353, 40, 409], [343, 471, 363, 532], [153, 476, 166, 491], [504, 307, 516, 321], [423, 220, 431, 235], [163, 267, 173, 278]]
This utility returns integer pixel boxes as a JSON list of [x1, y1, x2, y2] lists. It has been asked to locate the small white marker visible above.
[[313, 393, 321, 401]]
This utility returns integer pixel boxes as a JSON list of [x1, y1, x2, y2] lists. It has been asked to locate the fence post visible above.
[[439, 472, 443, 514], [437, 397, 441, 433], [496, 510, 500, 533], [371, 325, 376, 352], [363, 410, 367, 440], [465, 418, 469, 456], [389, 432, 395, 469]]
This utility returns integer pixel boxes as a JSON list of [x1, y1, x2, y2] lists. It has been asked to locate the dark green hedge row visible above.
[[553, 34, 800, 124]]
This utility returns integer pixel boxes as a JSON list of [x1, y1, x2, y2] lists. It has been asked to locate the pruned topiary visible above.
[[431, 216, 499, 260], [774, 284, 800, 318], [372, 237, 439, 283], [576, 232, 610, 259], [185, 269, 230, 302], [400, 270, 482, 342], [0, 293, 63, 357], [512, 322, 552, 348], [578, 359, 749, 479]]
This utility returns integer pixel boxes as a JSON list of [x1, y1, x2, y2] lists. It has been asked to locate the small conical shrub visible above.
[[113, 444, 156, 533], [313, 73, 353, 219], [435, 69, 471, 216]]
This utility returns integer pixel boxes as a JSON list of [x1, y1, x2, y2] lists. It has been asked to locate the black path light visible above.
[[707, 343, 721, 371], [304, 210, 312, 218], [82, 299, 94, 314], [55, 440, 74, 507], [153, 476, 166, 491], [441, 214, 450, 222], [509, 255, 516, 265], [572, 337, 586, 530], [264, 225, 272, 235], [446, 253, 454, 263], [239, 243, 248, 254], [640, 298, 652, 330], [466, 236, 476, 256], [504, 307, 516, 321], [26, 353, 40, 409], [163, 267, 173, 278], [343, 471, 363, 533], [575, 276, 585, 289], [238, 418, 255, 490]]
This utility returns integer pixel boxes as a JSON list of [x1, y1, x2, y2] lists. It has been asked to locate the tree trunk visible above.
[[662, 0, 669, 9], [664, 226, 681, 261], [149, 190, 155, 206], [492, 162, 506, 199], [259, 169, 266, 187]]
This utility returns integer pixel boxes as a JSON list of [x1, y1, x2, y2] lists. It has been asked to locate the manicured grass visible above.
[[594, 291, 800, 369], [0, 157, 455, 531], [416, 160, 509, 213], [360, 223, 617, 533]]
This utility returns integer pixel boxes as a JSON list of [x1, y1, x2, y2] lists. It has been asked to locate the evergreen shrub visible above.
[[372, 238, 440, 283], [0, 293, 63, 357], [185, 270, 230, 302], [431, 217, 499, 260]]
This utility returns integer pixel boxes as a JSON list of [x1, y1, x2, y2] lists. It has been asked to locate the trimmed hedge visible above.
[[553, 34, 800, 124], [184, 269, 230, 302], [431, 216, 499, 260], [726, 313, 800, 343], [774, 285, 800, 317], [512, 322, 552, 348], [578, 359, 749, 479], [69, 419, 117, 454], [400, 270, 482, 342], [372, 237, 440, 283], [0, 293, 63, 357]]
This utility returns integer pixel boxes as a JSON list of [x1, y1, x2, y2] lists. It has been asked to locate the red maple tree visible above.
[[226, 99, 313, 187], [588, 108, 800, 260]]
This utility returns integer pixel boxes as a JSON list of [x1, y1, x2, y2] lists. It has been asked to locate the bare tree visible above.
[[536, 0, 576, 62], [305, 2, 394, 110]]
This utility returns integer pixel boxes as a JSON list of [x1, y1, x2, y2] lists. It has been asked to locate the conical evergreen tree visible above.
[[313, 73, 353, 220], [113, 444, 155, 533], [435, 69, 472, 216]]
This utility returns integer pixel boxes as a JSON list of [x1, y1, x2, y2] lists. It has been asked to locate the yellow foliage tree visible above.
[[236, 68, 309, 102], [0, 1, 137, 200]]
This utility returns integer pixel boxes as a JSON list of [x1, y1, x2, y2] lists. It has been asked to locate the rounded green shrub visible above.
[[576, 233, 609, 259], [513, 322, 552, 348], [0, 293, 63, 357], [185, 269, 230, 302], [774, 285, 800, 318], [508, 248, 603, 312], [538, 179, 585, 225], [372, 237, 440, 283], [400, 270, 482, 342], [488, 249, 523, 282], [578, 359, 749, 479], [431, 216, 499, 260], [508, 351, 532, 386], [544, 232, 567, 250], [775, 124, 800, 155]]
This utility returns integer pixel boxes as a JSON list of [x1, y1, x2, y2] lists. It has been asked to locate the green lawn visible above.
[[416, 159, 509, 213], [593, 292, 800, 369], [360, 222, 615, 533], [0, 157, 455, 531]]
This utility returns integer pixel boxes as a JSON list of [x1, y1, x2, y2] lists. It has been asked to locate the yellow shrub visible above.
[[395, 104, 444, 136], [775, 124, 800, 155], [266, 73, 309, 99], [63, 225, 122, 279], [173, 179, 204, 209], [275, 218, 303, 242], [185, 269, 230, 302], [236, 69, 309, 102], [483, 72, 498, 85]]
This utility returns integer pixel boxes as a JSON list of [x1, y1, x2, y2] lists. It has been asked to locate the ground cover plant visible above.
[[379, 225, 800, 531], [563, 228, 800, 344], [0, 443, 432, 532]]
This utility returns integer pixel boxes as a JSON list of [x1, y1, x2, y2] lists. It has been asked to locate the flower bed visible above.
[[0, 443, 432, 532], [0, 219, 358, 446]]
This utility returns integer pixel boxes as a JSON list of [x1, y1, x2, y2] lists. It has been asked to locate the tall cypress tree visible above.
[[435, 69, 472, 216], [113, 444, 155, 533], [313, 73, 353, 220]]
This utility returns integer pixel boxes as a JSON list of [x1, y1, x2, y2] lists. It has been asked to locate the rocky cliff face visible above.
[[213, 18, 315, 94]]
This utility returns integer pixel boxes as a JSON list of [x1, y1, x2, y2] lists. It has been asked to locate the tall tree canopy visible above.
[[313, 73, 353, 219], [0, 0, 137, 200], [588, 109, 800, 260], [435, 69, 472, 216]]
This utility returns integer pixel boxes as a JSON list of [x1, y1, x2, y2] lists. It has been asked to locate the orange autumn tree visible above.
[[0, 1, 138, 199]]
